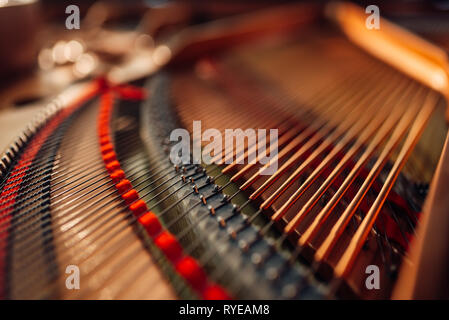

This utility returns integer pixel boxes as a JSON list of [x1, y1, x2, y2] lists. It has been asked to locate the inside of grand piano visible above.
[[1, 0, 449, 300]]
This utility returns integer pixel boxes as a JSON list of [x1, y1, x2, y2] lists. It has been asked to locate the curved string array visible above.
[[95, 80, 231, 300]]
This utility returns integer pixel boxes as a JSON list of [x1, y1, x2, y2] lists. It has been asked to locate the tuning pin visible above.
[[217, 216, 226, 228], [228, 229, 237, 240], [221, 194, 229, 203], [195, 166, 204, 173]]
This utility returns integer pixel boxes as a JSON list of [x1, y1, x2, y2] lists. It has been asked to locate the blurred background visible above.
[[1, 0, 449, 150]]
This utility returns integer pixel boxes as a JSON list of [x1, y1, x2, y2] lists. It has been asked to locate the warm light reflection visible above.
[[73, 53, 97, 78], [152, 45, 171, 66], [64, 40, 84, 62], [38, 48, 54, 70], [331, 2, 449, 96], [52, 41, 68, 65]]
